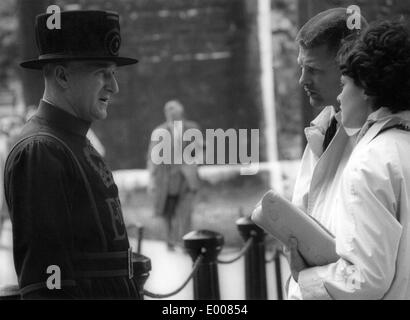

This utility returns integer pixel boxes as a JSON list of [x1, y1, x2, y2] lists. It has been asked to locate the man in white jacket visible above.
[[286, 8, 367, 299]]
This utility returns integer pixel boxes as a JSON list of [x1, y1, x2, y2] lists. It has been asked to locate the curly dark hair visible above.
[[338, 20, 410, 113]]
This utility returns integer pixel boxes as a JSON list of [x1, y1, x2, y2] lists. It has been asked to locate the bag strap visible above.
[[377, 123, 410, 136], [6, 132, 108, 251]]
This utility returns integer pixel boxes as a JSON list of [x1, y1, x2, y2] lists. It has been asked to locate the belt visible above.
[[72, 248, 151, 279]]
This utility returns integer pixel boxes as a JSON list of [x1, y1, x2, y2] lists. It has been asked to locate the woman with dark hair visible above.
[[288, 20, 410, 299]]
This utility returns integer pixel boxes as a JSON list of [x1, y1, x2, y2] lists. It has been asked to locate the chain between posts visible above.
[[217, 237, 254, 264], [143, 254, 204, 299]]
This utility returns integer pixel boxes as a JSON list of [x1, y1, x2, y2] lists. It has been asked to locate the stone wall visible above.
[[306, 0, 410, 21]]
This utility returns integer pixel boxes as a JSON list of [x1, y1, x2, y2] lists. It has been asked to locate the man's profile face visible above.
[[66, 60, 119, 122], [297, 44, 342, 109]]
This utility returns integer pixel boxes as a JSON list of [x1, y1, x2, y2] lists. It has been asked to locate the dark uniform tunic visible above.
[[4, 100, 140, 299]]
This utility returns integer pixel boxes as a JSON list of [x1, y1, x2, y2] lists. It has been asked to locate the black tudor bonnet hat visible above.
[[20, 10, 138, 69]]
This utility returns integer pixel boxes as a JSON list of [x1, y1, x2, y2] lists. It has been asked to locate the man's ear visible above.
[[55, 65, 70, 89]]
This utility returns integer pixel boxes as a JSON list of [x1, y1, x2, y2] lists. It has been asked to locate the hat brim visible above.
[[20, 56, 138, 70]]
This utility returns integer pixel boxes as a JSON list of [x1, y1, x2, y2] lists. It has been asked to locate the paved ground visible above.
[[1, 219, 290, 300]]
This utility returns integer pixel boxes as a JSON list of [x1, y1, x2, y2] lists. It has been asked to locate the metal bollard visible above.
[[132, 253, 152, 300], [137, 225, 144, 254], [274, 249, 284, 300], [183, 230, 224, 300], [236, 216, 267, 300]]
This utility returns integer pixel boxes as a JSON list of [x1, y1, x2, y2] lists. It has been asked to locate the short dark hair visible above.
[[339, 20, 410, 113], [297, 8, 368, 55]]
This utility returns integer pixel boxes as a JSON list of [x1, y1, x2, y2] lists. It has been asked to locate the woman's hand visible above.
[[284, 237, 308, 282]]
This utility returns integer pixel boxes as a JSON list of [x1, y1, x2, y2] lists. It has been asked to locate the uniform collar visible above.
[[35, 100, 91, 137]]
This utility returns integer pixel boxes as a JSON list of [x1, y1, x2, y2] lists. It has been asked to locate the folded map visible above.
[[251, 190, 339, 266]]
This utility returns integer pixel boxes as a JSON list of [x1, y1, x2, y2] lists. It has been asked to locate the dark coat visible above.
[[4, 101, 140, 299]]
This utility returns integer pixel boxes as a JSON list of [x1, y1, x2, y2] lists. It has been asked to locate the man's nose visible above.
[[107, 73, 119, 94], [336, 93, 342, 106], [299, 68, 311, 87]]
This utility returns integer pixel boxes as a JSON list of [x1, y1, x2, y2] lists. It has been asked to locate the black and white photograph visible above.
[[0, 0, 410, 305]]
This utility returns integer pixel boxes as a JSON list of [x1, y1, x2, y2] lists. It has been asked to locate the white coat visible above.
[[289, 107, 410, 299]]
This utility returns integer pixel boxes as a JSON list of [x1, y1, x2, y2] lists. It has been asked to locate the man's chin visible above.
[[95, 104, 108, 120], [309, 97, 325, 109], [92, 110, 108, 121], [98, 112, 108, 120]]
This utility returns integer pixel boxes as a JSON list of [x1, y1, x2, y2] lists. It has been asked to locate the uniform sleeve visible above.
[[297, 144, 402, 300], [4, 137, 81, 299]]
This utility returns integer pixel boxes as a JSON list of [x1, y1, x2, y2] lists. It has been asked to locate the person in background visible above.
[[147, 100, 201, 250]]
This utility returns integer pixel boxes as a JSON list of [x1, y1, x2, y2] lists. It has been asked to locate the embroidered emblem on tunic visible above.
[[106, 197, 126, 241], [84, 140, 115, 188]]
